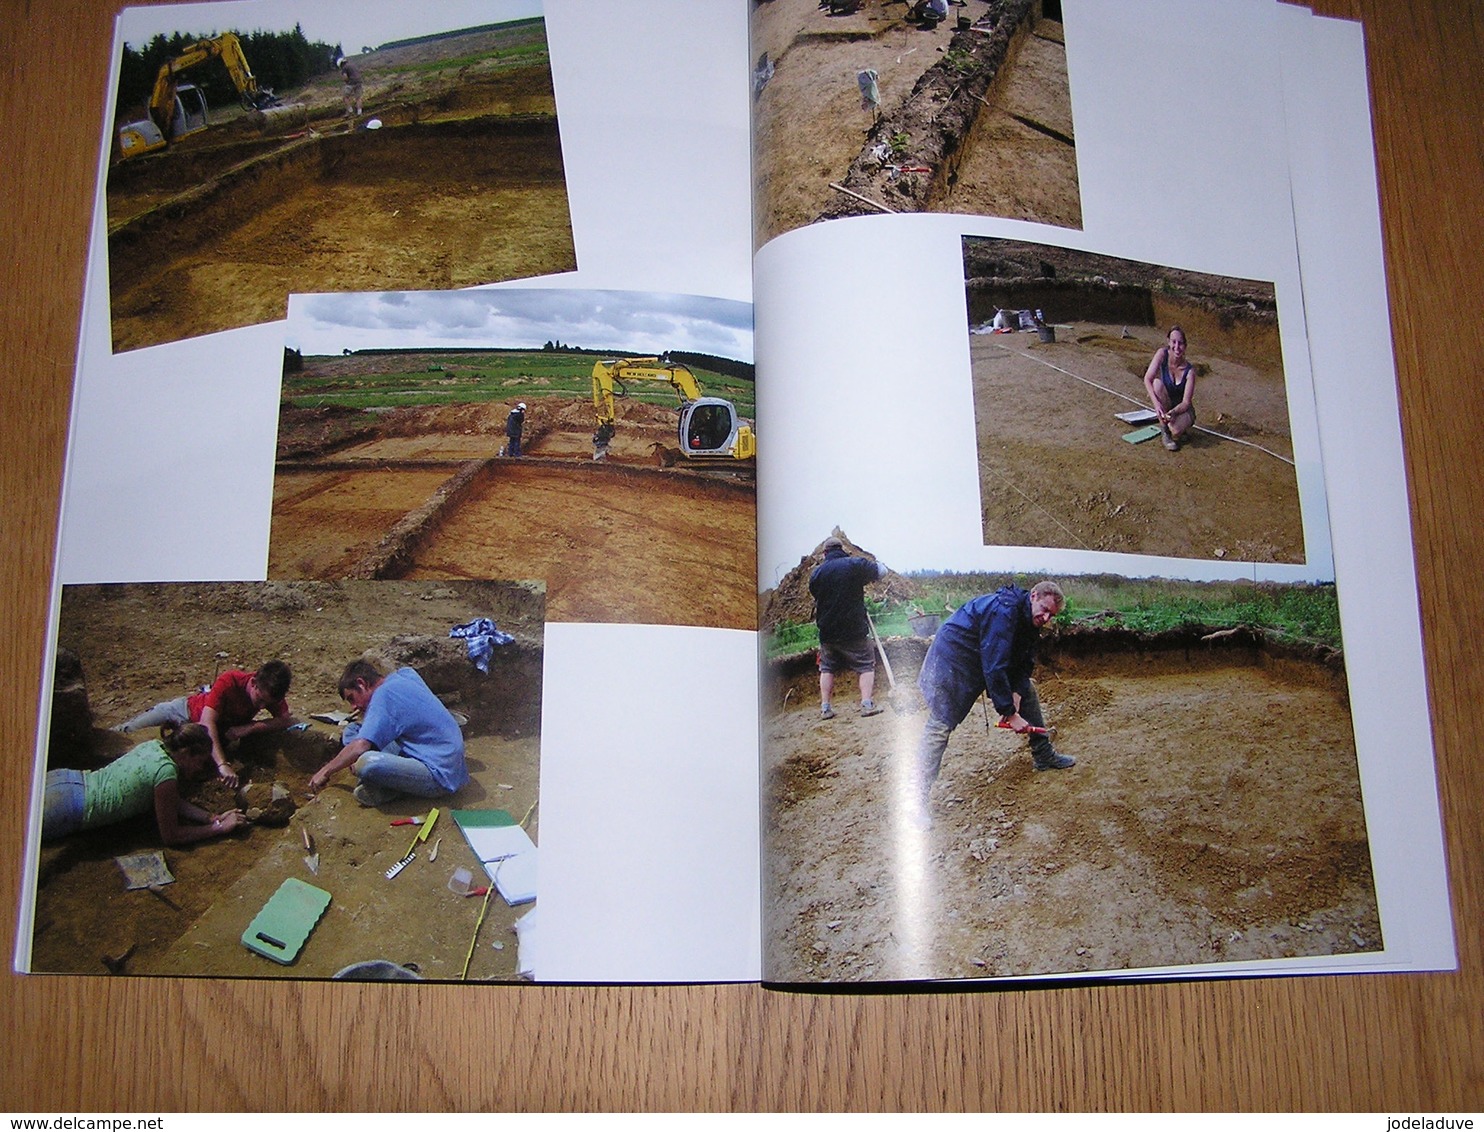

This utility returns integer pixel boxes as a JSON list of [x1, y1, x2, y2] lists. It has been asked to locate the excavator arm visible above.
[[145, 33, 276, 141], [591, 356, 703, 429], [590, 355, 755, 462]]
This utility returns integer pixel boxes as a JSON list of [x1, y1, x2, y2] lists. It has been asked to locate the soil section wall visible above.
[[762, 633, 1374, 982]]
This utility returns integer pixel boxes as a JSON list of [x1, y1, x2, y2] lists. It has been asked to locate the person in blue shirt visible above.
[[912, 581, 1075, 825], [308, 659, 468, 807]]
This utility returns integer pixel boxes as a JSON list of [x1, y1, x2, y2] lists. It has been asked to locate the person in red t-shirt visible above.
[[117, 660, 294, 788]]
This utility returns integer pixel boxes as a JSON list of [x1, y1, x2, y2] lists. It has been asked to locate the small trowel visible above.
[[301, 826, 320, 876], [385, 807, 439, 879]]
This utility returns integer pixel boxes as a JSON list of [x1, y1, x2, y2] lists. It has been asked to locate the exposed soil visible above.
[[105, 25, 575, 352], [271, 395, 758, 629], [751, 0, 1080, 247], [758, 527, 919, 630], [762, 633, 1379, 982], [968, 312, 1303, 561], [31, 580, 544, 981]]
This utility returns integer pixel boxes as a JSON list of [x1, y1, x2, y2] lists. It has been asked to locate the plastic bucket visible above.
[[908, 613, 941, 637], [1037, 326, 1056, 344]]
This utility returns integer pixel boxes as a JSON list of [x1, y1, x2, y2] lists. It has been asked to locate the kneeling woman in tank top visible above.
[[1143, 325, 1196, 451]]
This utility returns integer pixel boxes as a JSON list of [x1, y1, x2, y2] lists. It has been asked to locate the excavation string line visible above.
[[979, 459, 1094, 551], [988, 341, 1296, 467]]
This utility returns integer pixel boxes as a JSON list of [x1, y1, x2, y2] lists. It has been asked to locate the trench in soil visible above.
[[762, 639, 1378, 982], [106, 115, 576, 352], [925, 19, 1080, 225], [270, 457, 758, 629], [965, 289, 1300, 561], [31, 580, 545, 980], [750, 0, 1080, 245]]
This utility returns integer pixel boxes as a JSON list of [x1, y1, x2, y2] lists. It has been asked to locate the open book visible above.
[[16, 0, 1455, 985]]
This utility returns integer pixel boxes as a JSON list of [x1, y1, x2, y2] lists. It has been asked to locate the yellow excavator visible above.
[[116, 32, 280, 159], [591, 355, 757, 462]]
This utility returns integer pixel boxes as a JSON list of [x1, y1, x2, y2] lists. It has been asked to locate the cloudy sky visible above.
[[117, 0, 544, 57], [285, 288, 754, 363]]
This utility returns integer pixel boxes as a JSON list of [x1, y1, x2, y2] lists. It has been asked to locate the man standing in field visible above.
[[338, 57, 364, 118], [118, 660, 295, 789], [506, 402, 527, 457], [809, 536, 888, 720], [913, 581, 1075, 823], [309, 659, 468, 807]]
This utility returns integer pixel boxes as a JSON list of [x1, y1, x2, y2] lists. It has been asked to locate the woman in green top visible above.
[[42, 721, 247, 845]]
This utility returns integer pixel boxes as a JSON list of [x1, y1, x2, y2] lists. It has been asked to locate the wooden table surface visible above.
[[2, 0, 1479, 1112]]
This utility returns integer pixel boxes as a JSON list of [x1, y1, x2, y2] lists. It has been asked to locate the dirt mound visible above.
[[760, 527, 918, 630], [276, 407, 380, 459], [377, 402, 504, 438]]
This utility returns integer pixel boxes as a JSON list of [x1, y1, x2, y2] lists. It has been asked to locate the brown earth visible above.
[[270, 395, 759, 629], [969, 316, 1304, 561], [105, 26, 575, 352], [31, 580, 544, 980], [762, 634, 1379, 982], [751, 0, 1080, 246], [758, 527, 918, 630]]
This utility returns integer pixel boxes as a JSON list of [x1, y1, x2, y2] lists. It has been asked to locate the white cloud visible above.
[[286, 287, 754, 362]]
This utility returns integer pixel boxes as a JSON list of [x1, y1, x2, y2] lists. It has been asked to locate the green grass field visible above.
[[766, 574, 1343, 658], [284, 351, 756, 418]]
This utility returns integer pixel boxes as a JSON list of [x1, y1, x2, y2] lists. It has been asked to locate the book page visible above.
[[753, 0, 1454, 982], [18, 0, 762, 984]]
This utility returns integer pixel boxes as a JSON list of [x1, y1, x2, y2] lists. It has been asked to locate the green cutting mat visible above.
[[241, 877, 332, 965], [1122, 424, 1163, 444]]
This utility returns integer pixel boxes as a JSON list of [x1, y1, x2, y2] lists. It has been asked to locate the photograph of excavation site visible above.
[[270, 289, 758, 629], [105, 9, 575, 353], [750, 0, 1079, 248], [28, 579, 543, 980], [760, 535, 1378, 982], [963, 237, 1305, 562]]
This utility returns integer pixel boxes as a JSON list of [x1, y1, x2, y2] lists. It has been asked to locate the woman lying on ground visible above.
[[42, 721, 248, 846], [1143, 325, 1197, 451]]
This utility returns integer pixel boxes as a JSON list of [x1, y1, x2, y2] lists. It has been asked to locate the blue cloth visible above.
[[356, 668, 467, 793], [449, 618, 515, 673], [917, 586, 1038, 725]]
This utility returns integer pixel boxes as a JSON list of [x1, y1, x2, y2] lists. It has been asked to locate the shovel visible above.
[[865, 610, 897, 691], [866, 610, 917, 713]]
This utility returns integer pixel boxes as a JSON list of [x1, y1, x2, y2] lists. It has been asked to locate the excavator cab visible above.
[[117, 83, 209, 158], [168, 83, 211, 140], [680, 398, 757, 460]]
